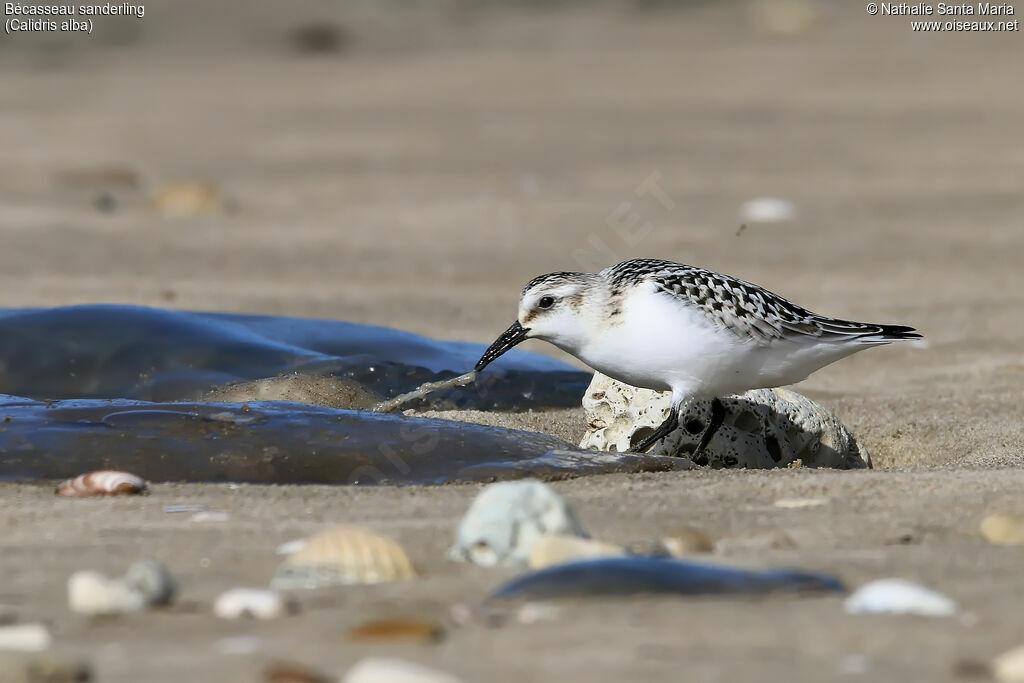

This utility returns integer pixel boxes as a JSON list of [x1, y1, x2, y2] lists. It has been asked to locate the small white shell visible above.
[[343, 657, 462, 683], [993, 644, 1024, 682], [68, 571, 148, 615], [0, 623, 52, 652], [213, 588, 292, 620], [56, 471, 146, 498], [844, 578, 958, 617], [271, 526, 417, 589], [449, 480, 589, 569]]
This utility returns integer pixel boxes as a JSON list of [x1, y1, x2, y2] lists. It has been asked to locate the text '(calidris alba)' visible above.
[[475, 258, 921, 457]]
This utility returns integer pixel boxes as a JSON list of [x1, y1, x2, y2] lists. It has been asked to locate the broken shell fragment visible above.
[[659, 527, 715, 557], [55, 471, 147, 498], [214, 588, 294, 620], [68, 560, 176, 615], [347, 618, 444, 644], [271, 526, 417, 590], [449, 479, 588, 569], [527, 535, 626, 570]]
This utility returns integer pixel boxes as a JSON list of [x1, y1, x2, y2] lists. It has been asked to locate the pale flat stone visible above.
[[581, 373, 870, 470]]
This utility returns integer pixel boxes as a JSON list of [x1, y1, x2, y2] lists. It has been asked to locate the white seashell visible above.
[[844, 578, 958, 617], [659, 527, 715, 557], [213, 588, 292, 620], [67, 560, 176, 615], [275, 539, 308, 556], [527, 534, 625, 570], [449, 480, 588, 569], [343, 657, 462, 683], [0, 623, 52, 652], [773, 497, 829, 509], [740, 197, 797, 223], [68, 571, 148, 615], [271, 526, 417, 590], [993, 645, 1024, 682], [55, 470, 146, 497], [981, 514, 1024, 546]]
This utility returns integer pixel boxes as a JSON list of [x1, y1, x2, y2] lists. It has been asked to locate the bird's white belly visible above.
[[572, 286, 834, 398]]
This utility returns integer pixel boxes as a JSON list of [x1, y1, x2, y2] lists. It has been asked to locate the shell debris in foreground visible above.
[[55, 470, 147, 497], [271, 526, 417, 590], [449, 480, 589, 569]]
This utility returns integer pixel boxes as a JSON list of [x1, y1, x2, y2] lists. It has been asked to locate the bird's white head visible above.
[[475, 271, 601, 372]]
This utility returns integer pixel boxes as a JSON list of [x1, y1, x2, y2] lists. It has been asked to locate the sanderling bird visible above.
[[475, 258, 920, 457]]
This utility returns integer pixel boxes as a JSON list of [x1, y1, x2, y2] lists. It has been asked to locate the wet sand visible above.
[[1, 1, 1023, 680]]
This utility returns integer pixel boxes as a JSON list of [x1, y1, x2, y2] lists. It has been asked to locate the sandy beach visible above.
[[1, 1, 1023, 680]]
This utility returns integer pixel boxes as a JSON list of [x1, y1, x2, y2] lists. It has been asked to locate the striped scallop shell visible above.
[[271, 526, 417, 589], [55, 470, 147, 497]]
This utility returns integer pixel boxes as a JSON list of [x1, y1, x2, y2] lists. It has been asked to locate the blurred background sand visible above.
[[1, 1, 1023, 680]]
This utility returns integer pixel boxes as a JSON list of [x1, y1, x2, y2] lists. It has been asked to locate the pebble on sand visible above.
[[527, 534, 625, 570], [342, 657, 462, 683], [68, 560, 176, 616], [658, 527, 715, 556], [980, 514, 1024, 546], [449, 480, 588, 568], [271, 526, 417, 590], [150, 181, 222, 217], [492, 556, 844, 601], [992, 644, 1024, 682], [739, 197, 798, 223], [347, 618, 445, 644], [0, 624, 51, 652], [214, 588, 294, 620], [0, 653, 91, 683], [843, 578, 958, 617]]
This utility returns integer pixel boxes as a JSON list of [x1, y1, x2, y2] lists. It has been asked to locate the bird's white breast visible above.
[[574, 283, 751, 396]]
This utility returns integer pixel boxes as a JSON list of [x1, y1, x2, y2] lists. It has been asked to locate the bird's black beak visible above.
[[475, 321, 529, 372]]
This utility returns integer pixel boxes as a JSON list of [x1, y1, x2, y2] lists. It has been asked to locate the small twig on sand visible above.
[[372, 370, 478, 413]]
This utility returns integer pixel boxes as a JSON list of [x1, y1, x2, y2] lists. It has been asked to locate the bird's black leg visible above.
[[631, 405, 680, 454], [691, 398, 726, 464]]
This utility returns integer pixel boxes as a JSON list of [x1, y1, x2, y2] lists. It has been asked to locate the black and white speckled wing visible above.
[[602, 259, 920, 345]]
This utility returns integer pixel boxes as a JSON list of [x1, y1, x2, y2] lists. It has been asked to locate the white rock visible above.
[[122, 560, 176, 606], [993, 644, 1024, 682], [449, 480, 588, 568], [68, 560, 176, 615], [844, 579, 958, 617], [68, 571, 148, 615], [213, 588, 291, 620], [343, 657, 462, 683], [0, 624, 52, 652], [581, 374, 870, 469], [740, 197, 798, 223], [275, 539, 307, 556]]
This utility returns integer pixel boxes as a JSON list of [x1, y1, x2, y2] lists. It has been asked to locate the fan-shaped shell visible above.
[[55, 470, 147, 497], [271, 526, 416, 589]]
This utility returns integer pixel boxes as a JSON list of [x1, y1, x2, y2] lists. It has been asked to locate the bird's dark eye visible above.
[[538, 296, 555, 310]]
